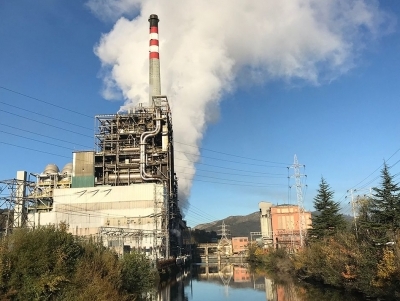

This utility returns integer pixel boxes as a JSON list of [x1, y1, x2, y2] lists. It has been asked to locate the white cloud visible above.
[[88, 0, 391, 209], [86, 0, 142, 22]]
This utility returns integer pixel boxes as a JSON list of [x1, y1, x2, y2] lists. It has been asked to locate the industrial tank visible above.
[[43, 164, 59, 175], [61, 163, 72, 175]]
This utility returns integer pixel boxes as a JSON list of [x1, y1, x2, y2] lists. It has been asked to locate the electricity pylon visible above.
[[289, 155, 306, 247]]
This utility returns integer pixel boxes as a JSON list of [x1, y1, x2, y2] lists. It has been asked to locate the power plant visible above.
[[0, 14, 185, 260]]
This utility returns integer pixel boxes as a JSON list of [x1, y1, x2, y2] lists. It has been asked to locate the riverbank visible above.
[[0, 226, 156, 300], [248, 235, 400, 301]]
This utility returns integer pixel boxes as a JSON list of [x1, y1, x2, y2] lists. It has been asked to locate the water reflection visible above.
[[150, 263, 365, 301]]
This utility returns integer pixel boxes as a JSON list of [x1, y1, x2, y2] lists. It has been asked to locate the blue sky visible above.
[[1, 1, 400, 227]]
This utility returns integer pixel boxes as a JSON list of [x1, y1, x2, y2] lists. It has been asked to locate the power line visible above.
[[175, 141, 290, 165], [178, 171, 285, 186], [0, 142, 285, 188], [174, 165, 286, 178], [0, 85, 92, 118], [2, 190, 218, 226], [0, 130, 88, 151], [182, 203, 220, 221], [174, 157, 287, 174], [0, 138, 285, 182], [176, 149, 288, 167], [0, 133, 286, 181], [349, 147, 400, 191], [183, 209, 216, 224], [179, 176, 285, 188], [0, 85, 293, 168], [0, 104, 290, 170], [0, 141, 75, 160], [0, 109, 92, 138], [0, 101, 93, 131], [0, 122, 92, 149]]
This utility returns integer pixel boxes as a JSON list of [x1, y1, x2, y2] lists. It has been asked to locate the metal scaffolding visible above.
[[93, 96, 183, 258], [0, 175, 36, 235]]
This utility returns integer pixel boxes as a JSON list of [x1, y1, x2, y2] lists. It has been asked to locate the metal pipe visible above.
[[107, 173, 141, 180], [114, 168, 139, 173], [162, 125, 168, 151], [140, 109, 162, 181], [120, 147, 140, 152]]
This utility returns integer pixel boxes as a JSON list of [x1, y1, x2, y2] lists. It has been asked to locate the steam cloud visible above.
[[88, 0, 390, 211]]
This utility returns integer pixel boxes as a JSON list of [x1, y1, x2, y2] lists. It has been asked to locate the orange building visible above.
[[233, 266, 251, 282], [231, 237, 249, 254], [270, 205, 312, 250]]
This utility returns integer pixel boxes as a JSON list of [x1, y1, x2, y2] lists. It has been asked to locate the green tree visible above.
[[121, 251, 156, 298], [309, 177, 345, 239], [369, 163, 400, 241], [60, 241, 124, 301], [0, 226, 158, 300], [0, 226, 82, 300]]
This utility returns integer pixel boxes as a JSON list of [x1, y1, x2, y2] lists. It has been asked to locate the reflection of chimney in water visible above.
[[148, 14, 161, 106]]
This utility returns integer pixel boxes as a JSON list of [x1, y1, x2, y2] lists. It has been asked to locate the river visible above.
[[150, 263, 370, 301]]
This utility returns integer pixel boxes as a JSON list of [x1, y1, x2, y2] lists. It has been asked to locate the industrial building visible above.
[[231, 237, 249, 254], [0, 14, 185, 259], [259, 202, 312, 250]]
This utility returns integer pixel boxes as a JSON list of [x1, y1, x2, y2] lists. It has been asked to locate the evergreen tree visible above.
[[310, 177, 345, 239], [369, 163, 400, 241]]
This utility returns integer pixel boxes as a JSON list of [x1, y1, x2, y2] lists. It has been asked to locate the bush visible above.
[[0, 226, 157, 301], [0, 226, 82, 300], [248, 246, 294, 276], [121, 251, 157, 298]]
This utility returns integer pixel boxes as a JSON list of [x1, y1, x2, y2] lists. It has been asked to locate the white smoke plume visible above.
[[88, 0, 390, 211]]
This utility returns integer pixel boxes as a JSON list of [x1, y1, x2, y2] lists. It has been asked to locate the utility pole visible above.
[[347, 187, 371, 239], [348, 189, 358, 239], [289, 155, 306, 247]]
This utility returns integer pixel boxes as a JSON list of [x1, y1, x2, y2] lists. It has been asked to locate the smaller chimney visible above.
[[149, 14, 161, 106]]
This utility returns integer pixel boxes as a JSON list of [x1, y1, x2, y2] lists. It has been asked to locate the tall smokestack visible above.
[[149, 14, 161, 106]]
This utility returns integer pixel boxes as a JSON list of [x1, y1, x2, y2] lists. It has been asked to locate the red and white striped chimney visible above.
[[149, 14, 161, 106]]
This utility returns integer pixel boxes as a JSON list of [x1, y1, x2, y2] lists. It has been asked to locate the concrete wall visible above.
[[259, 202, 273, 243], [233, 266, 251, 282], [27, 183, 167, 255], [271, 205, 312, 248], [231, 237, 248, 254]]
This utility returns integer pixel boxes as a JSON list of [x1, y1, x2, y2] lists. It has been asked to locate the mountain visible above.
[[193, 211, 354, 239], [194, 211, 261, 238]]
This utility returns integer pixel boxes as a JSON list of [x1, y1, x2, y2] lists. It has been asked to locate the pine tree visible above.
[[369, 163, 400, 241], [310, 177, 345, 239]]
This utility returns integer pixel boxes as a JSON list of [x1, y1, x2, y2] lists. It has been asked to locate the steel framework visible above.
[[0, 177, 36, 235], [289, 155, 306, 247], [94, 96, 183, 258]]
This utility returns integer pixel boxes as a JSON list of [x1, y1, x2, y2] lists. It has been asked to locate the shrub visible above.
[[0, 226, 157, 300]]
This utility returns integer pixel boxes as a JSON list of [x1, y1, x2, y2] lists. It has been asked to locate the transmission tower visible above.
[[218, 221, 230, 240], [0, 173, 36, 235], [217, 221, 231, 255], [289, 155, 306, 247], [218, 263, 233, 297]]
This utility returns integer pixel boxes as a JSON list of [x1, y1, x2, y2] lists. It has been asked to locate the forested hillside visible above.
[[194, 211, 260, 237]]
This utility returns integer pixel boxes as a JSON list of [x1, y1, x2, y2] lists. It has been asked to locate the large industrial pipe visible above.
[[162, 125, 168, 151], [119, 147, 140, 152], [149, 14, 161, 106], [140, 109, 161, 181], [107, 173, 141, 181]]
